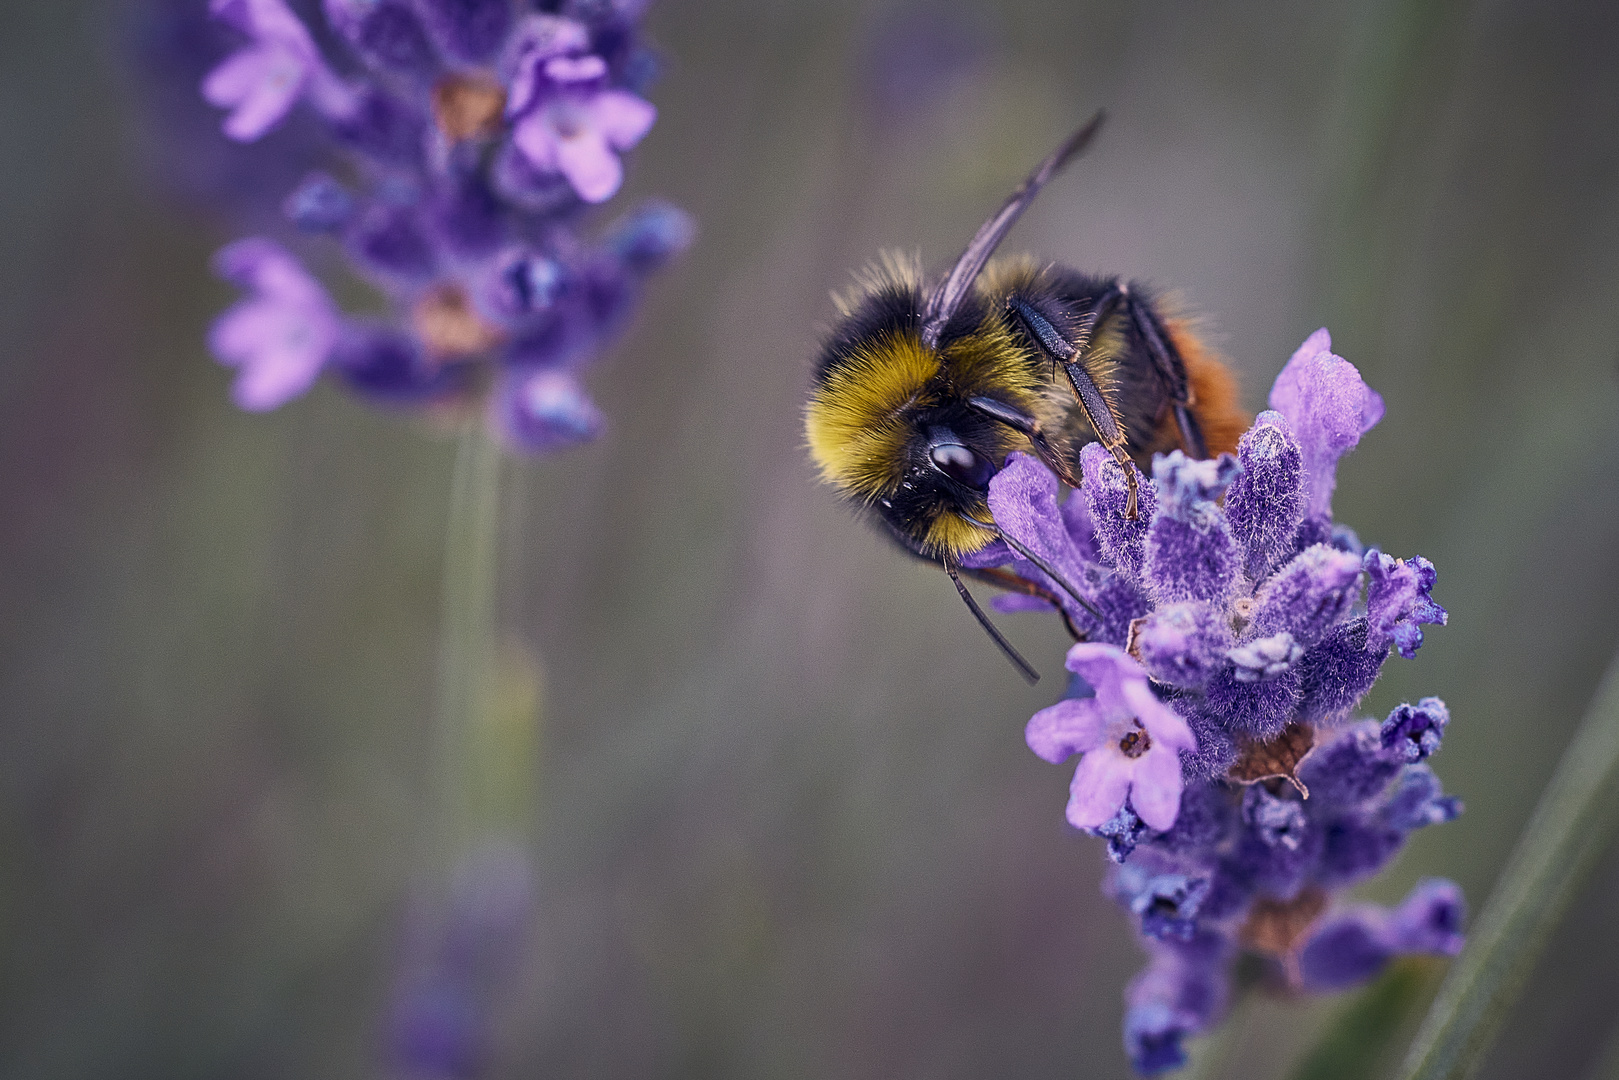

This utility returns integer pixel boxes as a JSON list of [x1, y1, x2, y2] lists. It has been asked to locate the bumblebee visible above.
[[804, 114, 1248, 678]]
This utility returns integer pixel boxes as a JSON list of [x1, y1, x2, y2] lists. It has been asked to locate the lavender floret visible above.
[[983, 333, 1461, 1073], [185, 0, 689, 449], [1382, 697, 1451, 761]]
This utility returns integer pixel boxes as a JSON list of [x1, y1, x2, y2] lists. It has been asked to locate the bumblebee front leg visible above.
[[1005, 291, 1141, 517], [964, 394, 1084, 490]]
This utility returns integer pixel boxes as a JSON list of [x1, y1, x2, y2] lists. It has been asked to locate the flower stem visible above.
[[1394, 653, 1619, 1080], [433, 422, 503, 853], [1286, 957, 1440, 1080], [1181, 992, 1249, 1080]]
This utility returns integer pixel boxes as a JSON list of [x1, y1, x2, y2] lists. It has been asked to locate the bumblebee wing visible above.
[[918, 111, 1105, 349]]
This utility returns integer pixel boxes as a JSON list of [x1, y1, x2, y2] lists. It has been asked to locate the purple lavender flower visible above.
[[980, 333, 1461, 1074], [202, 0, 351, 141], [208, 236, 341, 410], [504, 16, 656, 205], [1026, 644, 1198, 832], [1365, 550, 1449, 658], [1267, 328, 1385, 518], [187, 0, 689, 450]]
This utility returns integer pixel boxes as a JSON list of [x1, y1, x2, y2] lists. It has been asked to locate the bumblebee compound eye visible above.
[[928, 442, 995, 490]]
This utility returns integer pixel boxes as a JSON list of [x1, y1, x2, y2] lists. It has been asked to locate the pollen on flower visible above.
[[990, 332, 1461, 1074]]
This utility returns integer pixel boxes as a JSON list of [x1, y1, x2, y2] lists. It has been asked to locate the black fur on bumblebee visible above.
[[804, 112, 1247, 677]]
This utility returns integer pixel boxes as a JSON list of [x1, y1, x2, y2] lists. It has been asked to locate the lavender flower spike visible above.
[[183, 0, 689, 450], [1268, 328, 1385, 518], [1026, 644, 1197, 831], [208, 237, 340, 410], [980, 329, 1460, 1075]]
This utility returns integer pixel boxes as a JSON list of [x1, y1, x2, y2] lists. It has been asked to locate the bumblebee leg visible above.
[[944, 563, 1041, 684], [1122, 288, 1209, 459], [964, 395, 1083, 489], [963, 565, 1085, 642], [1006, 291, 1141, 517]]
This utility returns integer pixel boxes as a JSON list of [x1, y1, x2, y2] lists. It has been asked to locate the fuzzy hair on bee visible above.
[[803, 113, 1248, 678]]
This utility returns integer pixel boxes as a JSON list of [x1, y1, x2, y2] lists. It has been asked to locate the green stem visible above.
[[433, 423, 503, 853], [1287, 958, 1441, 1080], [1181, 992, 1248, 1080], [1395, 653, 1619, 1080]]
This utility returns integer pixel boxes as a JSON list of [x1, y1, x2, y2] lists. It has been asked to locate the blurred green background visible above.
[[3, 0, 1619, 1077]]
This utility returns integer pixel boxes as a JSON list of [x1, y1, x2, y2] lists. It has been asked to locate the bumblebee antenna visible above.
[[944, 563, 1040, 685], [919, 111, 1106, 350], [960, 515, 1104, 622]]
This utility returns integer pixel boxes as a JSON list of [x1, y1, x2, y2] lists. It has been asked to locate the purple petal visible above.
[[1026, 697, 1110, 762], [1227, 631, 1303, 682], [209, 298, 282, 360], [511, 111, 562, 171], [418, 0, 510, 64], [322, 0, 437, 79], [1268, 329, 1385, 517], [1299, 911, 1394, 990], [201, 46, 275, 105], [1153, 451, 1241, 518], [1063, 642, 1137, 707], [503, 15, 593, 117], [589, 90, 657, 149], [986, 453, 1070, 563], [1067, 748, 1133, 830], [1295, 618, 1387, 724], [209, 299, 334, 410], [207, 239, 338, 410], [1143, 453, 1241, 605], [212, 236, 323, 301], [545, 55, 607, 83], [1059, 480, 1098, 556], [989, 592, 1050, 614], [204, 45, 309, 141], [556, 129, 622, 203], [987, 452, 1094, 617], [1123, 679, 1197, 754], [957, 539, 1013, 570], [1128, 743, 1186, 831], [1380, 697, 1450, 762], [232, 341, 328, 409], [1383, 765, 1463, 830], [1364, 550, 1447, 658]]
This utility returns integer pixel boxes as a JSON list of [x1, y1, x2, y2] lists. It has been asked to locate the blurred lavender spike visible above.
[[169, 0, 692, 451]]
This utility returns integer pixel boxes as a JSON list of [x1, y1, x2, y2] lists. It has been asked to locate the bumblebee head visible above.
[[806, 114, 1105, 563], [804, 263, 1040, 559], [802, 115, 1107, 682]]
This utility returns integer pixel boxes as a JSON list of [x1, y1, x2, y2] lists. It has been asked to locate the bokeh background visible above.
[[4, 0, 1619, 1077]]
